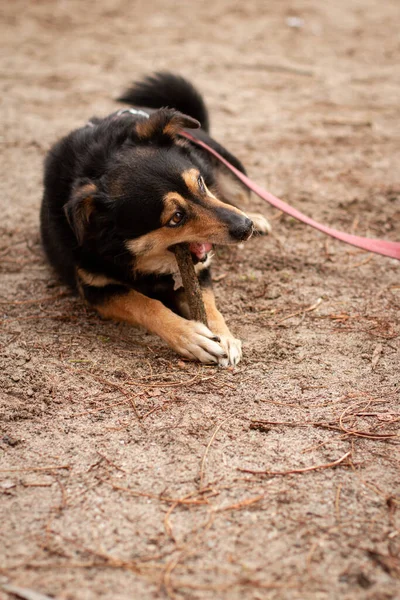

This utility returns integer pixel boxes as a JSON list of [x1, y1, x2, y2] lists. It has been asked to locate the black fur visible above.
[[40, 72, 252, 319]]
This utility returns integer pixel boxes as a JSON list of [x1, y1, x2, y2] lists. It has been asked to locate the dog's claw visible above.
[[217, 335, 242, 367], [167, 320, 227, 364]]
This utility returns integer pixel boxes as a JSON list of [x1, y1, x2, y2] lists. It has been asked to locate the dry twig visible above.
[[213, 494, 264, 513], [199, 410, 243, 489], [0, 465, 70, 473], [238, 451, 351, 476], [1, 584, 54, 600], [276, 297, 322, 325], [338, 401, 398, 440]]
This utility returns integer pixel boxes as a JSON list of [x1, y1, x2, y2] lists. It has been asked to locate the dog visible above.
[[40, 73, 270, 366]]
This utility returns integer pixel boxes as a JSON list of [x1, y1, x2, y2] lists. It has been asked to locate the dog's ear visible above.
[[135, 108, 200, 141], [64, 179, 99, 245]]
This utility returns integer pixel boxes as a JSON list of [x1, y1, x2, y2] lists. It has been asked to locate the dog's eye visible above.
[[168, 211, 185, 227], [198, 176, 206, 194]]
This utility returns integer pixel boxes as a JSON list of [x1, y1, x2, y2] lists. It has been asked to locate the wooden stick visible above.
[[174, 244, 208, 326], [237, 451, 351, 476]]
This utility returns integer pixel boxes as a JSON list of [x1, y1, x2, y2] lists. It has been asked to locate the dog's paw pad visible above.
[[248, 212, 271, 235]]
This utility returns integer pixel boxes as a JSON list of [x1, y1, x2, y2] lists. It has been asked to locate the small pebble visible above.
[[286, 16, 304, 28], [3, 435, 21, 447]]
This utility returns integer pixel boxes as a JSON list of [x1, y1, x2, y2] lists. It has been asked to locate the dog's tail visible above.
[[117, 72, 210, 133]]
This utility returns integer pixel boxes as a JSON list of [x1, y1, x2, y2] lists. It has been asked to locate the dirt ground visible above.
[[1, 1, 399, 599]]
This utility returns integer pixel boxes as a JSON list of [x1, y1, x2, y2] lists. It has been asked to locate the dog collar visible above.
[[86, 107, 150, 129], [116, 108, 150, 119]]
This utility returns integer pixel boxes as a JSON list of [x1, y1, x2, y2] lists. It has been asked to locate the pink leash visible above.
[[181, 131, 400, 261]]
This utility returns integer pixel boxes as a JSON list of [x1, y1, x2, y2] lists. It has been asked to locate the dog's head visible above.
[[64, 108, 253, 273]]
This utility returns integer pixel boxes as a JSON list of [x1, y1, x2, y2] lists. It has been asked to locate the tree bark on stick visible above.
[[174, 244, 208, 326]]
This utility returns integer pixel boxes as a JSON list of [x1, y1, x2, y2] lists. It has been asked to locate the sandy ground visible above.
[[1, 1, 399, 599]]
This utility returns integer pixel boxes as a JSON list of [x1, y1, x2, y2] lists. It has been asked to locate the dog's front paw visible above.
[[217, 335, 242, 367], [247, 212, 271, 235], [167, 320, 228, 364]]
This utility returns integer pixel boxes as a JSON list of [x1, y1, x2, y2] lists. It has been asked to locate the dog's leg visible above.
[[201, 287, 242, 367], [94, 287, 227, 364]]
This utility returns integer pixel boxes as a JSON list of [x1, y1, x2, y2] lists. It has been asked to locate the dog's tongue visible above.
[[188, 242, 212, 260]]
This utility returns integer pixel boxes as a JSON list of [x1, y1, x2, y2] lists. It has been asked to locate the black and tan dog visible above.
[[40, 73, 270, 366]]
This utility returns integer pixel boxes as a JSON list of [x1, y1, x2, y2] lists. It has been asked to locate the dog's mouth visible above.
[[188, 242, 213, 262]]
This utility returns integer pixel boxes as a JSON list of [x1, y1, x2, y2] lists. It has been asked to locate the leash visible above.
[[181, 131, 400, 261]]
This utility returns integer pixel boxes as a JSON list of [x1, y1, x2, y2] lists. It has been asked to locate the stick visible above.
[[1, 585, 54, 600], [174, 244, 208, 325], [199, 409, 243, 489], [237, 451, 351, 476], [0, 465, 70, 473]]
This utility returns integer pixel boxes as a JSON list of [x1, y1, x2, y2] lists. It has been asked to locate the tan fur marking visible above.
[[182, 168, 218, 200], [202, 288, 232, 337], [182, 168, 247, 217], [163, 121, 181, 137], [135, 118, 158, 140], [76, 182, 97, 197], [162, 114, 200, 137], [126, 236, 156, 256], [79, 197, 94, 228], [96, 289, 208, 358], [133, 249, 179, 276], [98, 289, 173, 330], [72, 183, 97, 218], [77, 268, 120, 288], [65, 183, 97, 244], [182, 168, 201, 196]]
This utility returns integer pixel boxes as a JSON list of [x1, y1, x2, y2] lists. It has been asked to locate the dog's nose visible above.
[[229, 216, 253, 241]]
